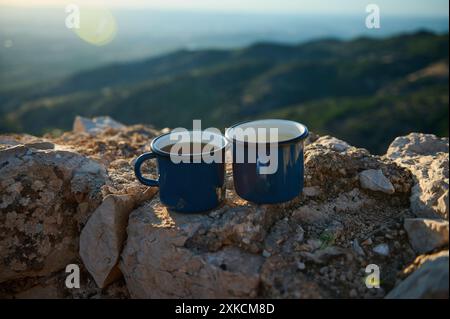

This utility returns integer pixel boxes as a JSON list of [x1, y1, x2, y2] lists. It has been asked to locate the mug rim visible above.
[[225, 119, 309, 146], [150, 130, 229, 158]]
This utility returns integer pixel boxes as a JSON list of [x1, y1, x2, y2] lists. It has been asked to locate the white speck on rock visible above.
[[297, 262, 306, 270]]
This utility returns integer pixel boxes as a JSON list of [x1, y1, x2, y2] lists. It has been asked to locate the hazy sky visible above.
[[0, 0, 449, 16]]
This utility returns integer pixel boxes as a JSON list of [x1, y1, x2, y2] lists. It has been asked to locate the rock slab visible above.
[[79, 189, 157, 288], [119, 198, 264, 298], [0, 145, 107, 283], [404, 218, 449, 254], [73, 116, 125, 135], [359, 169, 395, 194], [386, 251, 449, 299], [386, 133, 449, 219]]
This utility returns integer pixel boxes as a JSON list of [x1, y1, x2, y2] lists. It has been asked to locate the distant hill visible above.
[[0, 30, 448, 153]]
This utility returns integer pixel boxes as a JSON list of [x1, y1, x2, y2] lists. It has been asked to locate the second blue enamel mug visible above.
[[225, 119, 309, 204]]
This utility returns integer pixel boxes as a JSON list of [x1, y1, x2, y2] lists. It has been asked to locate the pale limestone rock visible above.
[[359, 169, 395, 194], [314, 136, 351, 152], [80, 189, 157, 288], [120, 202, 260, 298], [404, 218, 449, 254], [386, 133, 449, 219], [73, 116, 125, 135], [0, 145, 107, 283], [386, 133, 448, 159]]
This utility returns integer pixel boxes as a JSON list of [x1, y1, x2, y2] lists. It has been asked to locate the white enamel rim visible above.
[[225, 119, 309, 145], [151, 130, 228, 157]]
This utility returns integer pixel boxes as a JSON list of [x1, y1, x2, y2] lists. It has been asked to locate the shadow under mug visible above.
[[134, 131, 228, 213], [225, 119, 309, 204]]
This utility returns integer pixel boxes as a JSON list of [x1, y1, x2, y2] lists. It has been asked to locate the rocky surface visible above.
[[0, 120, 158, 298], [121, 199, 265, 298], [404, 218, 449, 254], [386, 250, 449, 299], [119, 134, 417, 299], [79, 190, 157, 288], [0, 118, 448, 299], [2, 262, 129, 299], [386, 133, 449, 220], [0, 143, 107, 283]]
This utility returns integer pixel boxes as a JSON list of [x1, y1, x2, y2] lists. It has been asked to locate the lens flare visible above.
[[73, 6, 117, 46]]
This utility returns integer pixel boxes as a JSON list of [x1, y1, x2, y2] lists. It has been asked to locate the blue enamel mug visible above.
[[225, 119, 309, 204], [134, 130, 228, 213]]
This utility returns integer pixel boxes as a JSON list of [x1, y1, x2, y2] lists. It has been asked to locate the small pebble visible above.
[[295, 226, 305, 243], [262, 250, 271, 258], [297, 262, 306, 271], [349, 289, 358, 298], [373, 243, 390, 256], [352, 239, 365, 256]]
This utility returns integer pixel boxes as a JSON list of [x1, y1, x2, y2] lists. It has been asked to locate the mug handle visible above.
[[134, 152, 159, 187]]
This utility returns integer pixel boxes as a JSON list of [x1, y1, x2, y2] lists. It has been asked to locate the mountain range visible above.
[[0, 30, 448, 153]]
